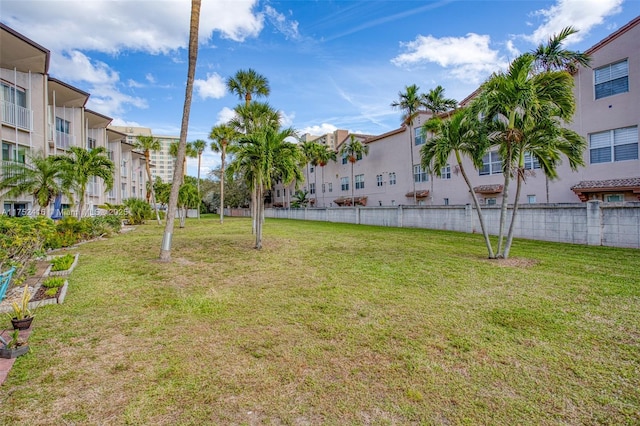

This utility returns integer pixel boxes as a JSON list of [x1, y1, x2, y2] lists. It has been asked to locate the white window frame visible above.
[[413, 164, 428, 183], [589, 126, 638, 164], [340, 177, 349, 191], [594, 59, 629, 100], [414, 127, 425, 145], [376, 174, 383, 187], [389, 172, 396, 185], [440, 164, 451, 179], [355, 174, 365, 190], [480, 151, 502, 176]]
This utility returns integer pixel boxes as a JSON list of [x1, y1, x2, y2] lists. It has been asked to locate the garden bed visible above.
[[44, 253, 80, 277]]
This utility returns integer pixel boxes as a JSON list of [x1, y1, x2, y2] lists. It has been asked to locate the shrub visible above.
[[123, 198, 152, 225], [45, 287, 58, 298], [0, 216, 56, 279], [51, 254, 74, 271], [42, 276, 65, 288]]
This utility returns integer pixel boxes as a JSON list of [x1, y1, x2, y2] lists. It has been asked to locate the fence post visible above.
[[398, 205, 403, 228], [586, 200, 602, 246], [465, 204, 473, 234], [355, 207, 361, 225]]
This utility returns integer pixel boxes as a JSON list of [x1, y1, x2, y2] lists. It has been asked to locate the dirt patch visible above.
[[486, 257, 539, 268]]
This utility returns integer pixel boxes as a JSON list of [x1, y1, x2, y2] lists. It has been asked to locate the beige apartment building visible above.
[[1, 23, 147, 216], [280, 15, 640, 209]]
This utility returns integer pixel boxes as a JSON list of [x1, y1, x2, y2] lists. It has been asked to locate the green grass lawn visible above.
[[2, 215, 639, 425]]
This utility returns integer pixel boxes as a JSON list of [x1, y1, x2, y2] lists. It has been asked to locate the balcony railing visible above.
[[1, 101, 32, 131], [1, 160, 24, 184], [56, 131, 74, 150]]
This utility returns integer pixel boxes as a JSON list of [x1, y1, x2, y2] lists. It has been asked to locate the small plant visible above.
[[51, 254, 75, 271], [7, 284, 33, 320], [44, 287, 58, 298], [6, 329, 26, 349], [42, 277, 65, 288]]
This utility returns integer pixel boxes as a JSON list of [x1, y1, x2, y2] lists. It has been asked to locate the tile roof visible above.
[[473, 184, 503, 194], [571, 177, 640, 190], [405, 190, 430, 198]]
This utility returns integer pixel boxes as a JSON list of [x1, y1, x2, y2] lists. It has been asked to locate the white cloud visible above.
[[264, 5, 300, 40], [216, 107, 236, 125], [1, 0, 264, 54], [300, 123, 338, 136], [280, 110, 295, 127], [110, 118, 142, 127], [526, 0, 623, 45], [505, 40, 520, 59], [145, 74, 156, 84], [391, 33, 507, 83], [194, 73, 226, 100]]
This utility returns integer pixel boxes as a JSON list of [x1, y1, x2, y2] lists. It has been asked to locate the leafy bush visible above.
[[45, 287, 58, 298], [0, 216, 56, 279], [42, 276, 65, 288], [51, 254, 74, 271], [123, 198, 152, 225]]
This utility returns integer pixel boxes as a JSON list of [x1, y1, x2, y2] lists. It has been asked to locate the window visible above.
[[356, 151, 363, 161], [355, 174, 364, 189], [1, 83, 27, 108], [310, 183, 316, 194], [595, 59, 628, 100], [486, 198, 497, 206], [310, 165, 314, 173], [341, 177, 349, 191], [389, 172, 396, 185], [414, 127, 425, 145], [444, 198, 449, 206], [590, 126, 638, 164], [283, 189, 287, 197], [441, 164, 451, 179], [328, 183, 332, 192], [413, 164, 428, 183], [524, 152, 541, 170], [87, 137, 96, 150], [376, 174, 383, 187], [605, 194, 623, 202], [2, 142, 27, 163], [56, 117, 71, 149], [480, 151, 502, 175], [391, 200, 396, 206], [527, 195, 536, 204], [1, 83, 30, 129], [276, 189, 281, 198], [342, 153, 348, 164], [322, 184, 325, 193]]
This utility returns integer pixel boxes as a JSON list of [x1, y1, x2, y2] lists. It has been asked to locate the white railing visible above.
[[1, 101, 32, 131], [56, 131, 74, 149]]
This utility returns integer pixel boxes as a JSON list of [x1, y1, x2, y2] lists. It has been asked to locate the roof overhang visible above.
[[0, 23, 49, 74], [473, 184, 504, 194], [86, 109, 112, 128], [405, 190, 430, 198], [48, 77, 89, 108], [571, 178, 640, 202]]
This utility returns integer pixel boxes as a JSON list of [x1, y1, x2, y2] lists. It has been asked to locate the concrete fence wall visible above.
[[225, 201, 640, 249]]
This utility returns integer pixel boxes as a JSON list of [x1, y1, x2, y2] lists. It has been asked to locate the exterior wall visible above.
[[261, 202, 640, 249]]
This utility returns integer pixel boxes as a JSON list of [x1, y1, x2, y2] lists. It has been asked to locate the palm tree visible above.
[[476, 53, 584, 258], [231, 126, 302, 249], [532, 26, 591, 203], [169, 141, 197, 183], [316, 144, 337, 207], [339, 135, 369, 207], [532, 26, 591, 74], [190, 139, 207, 218], [209, 124, 239, 224], [421, 109, 494, 258], [160, 0, 201, 262], [54, 146, 114, 219], [299, 140, 322, 205], [177, 181, 199, 228], [229, 101, 280, 135], [391, 84, 424, 205], [226, 68, 270, 107], [134, 135, 162, 224], [422, 85, 457, 115], [0, 151, 68, 214]]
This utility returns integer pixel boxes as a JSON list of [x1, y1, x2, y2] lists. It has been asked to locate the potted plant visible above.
[[7, 284, 35, 330], [0, 329, 29, 359]]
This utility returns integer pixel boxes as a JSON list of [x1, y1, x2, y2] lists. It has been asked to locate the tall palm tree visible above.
[[422, 85, 457, 115], [209, 124, 239, 224], [391, 84, 424, 205], [190, 139, 207, 219], [0, 152, 68, 214], [231, 126, 302, 249], [169, 141, 198, 183], [226, 68, 270, 107], [177, 180, 199, 228], [299, 140, 322, 205], [316, 144, 337, 207], [54, 146, 114, 219], [532, 26, 591, 203], [134, 135, 162, 224], [229, 101, 280, 135], [421, 109, 494, 258], [339, 135, 369, 207], [532, 26, 591, 74], [160, 0, 201, 262], [476, 53, 584, 258]]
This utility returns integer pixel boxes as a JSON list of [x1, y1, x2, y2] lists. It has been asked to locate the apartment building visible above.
[[108, 126, 179, 184], [0, 23, 147, 216], [280, 16, 640, 208]]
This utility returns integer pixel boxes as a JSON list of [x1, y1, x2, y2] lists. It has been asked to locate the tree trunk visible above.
[[219, 148, 225, 224], [251, 179, 257, 234], [503, 157, 525, 259], [408, 122, 417, 205], [351, 161, 355, 207], [196, 153, 201, 219], [160, 0, 201, 262], [321, 166, 325, 207], [146, 150, 161, 225], [455, 150, 495, 258], [255, 182, 263, 249], [496, 169, 511, 257], [76, 190, 85, 220]]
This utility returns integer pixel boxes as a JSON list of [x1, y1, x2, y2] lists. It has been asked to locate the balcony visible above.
[[56, 131, 75, 150], [1, 160, 24, 184], [1, 101, 32, 131]]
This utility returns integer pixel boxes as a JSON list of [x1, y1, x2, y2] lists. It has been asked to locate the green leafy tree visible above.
[[422, 85, 457, 115], [209, 124, 239, 223], [476, 53, 585, 258], [54, 146, 114, 219], [229, 101, 280, 135], [299, 140, 322, 205], [291, 189, 309, 208], [316, 144, 337, 208], [226, 68, 270, 107], [177, 181, 199, 228], [421, 109, 494, 257], [160, 0, 201, 262], [339, 135, 369, 207], [134, 135, 162, 224], [0, 152, 68, 214], [230, 126, 302, 249], [391, 84, 424, 205]]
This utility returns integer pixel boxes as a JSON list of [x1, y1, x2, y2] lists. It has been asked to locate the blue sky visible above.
[[2, 0, 639, 177]]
